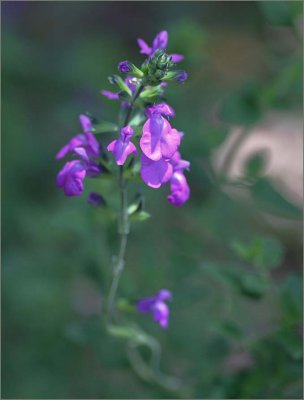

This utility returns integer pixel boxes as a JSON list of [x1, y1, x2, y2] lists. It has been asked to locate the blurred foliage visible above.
[[2, 1, 303, 399]]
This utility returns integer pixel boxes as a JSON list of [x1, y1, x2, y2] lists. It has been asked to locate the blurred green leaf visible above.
[[239, 274, 269, 299], [220, 84, 262, 125], [231, 236, 284, 270], [252, 178, 302, 218]]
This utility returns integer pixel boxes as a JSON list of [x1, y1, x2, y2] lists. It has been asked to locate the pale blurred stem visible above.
[[107, 84, 144, 323]]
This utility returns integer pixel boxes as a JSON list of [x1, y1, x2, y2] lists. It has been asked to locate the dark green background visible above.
[[2, 1, 303, 398]]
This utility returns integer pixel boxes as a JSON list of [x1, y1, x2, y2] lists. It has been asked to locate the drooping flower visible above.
[[88, 192, 104, 207], [137, 30, 184, 63], [140, 112, 181, 161], [56, 160, 87, 197], [56, 115, 99, 160], [140, 154, 173, 188], [137, 289, 172, 329], [167, 152, 190, 207], [107, 125, 137, 166]]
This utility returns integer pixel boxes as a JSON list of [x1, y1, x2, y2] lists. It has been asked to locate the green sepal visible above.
[[140, 85, 164, 101], [108, 74, 132, 96]]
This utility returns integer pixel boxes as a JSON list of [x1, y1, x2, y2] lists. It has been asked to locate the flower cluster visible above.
[[102, 30, 190, 207], [55, 31, 190, 329], [56, 115, 101, 196]]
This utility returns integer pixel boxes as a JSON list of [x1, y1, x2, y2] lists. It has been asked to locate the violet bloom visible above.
[[107, 125, 137, 166], [56, 160, 86, 197], [88, 192, 104, 207], [137, 30, 184, 63], [56, 115, 99, 160], [140, 112, 181, 161], [140, 154, 173, 188], [167, 152, 190, 207], [137, 289, 172, 329], [118, 60, 132, 73], [73, 147, 101, 176]]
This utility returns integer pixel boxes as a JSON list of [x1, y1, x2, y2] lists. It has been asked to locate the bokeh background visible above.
[[2, 1, 303, 399]]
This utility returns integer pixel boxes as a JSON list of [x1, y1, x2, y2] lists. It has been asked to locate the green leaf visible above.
[[93, 121, 118, 134], [129, 211, 151, 222], [251, 178, 302, 218], [220, 83, 262, 126], [231, 236, 284, 270], [240, 274, 269, 299], [129, 111, 146, 127], [212, 320, 243, 340], [276, 329, 303, 360]]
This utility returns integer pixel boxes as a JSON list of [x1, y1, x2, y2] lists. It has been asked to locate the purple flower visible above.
[[56, 115, 99, 160], [137, 30, 184, 62], [140, 154, 173, 188], [137, 289, 172, 329], [88, 192, 104, 206], [140, 112, 181, 161], [167, 152, 190, 207], [146, 103, 175, 118], [107, 125, 137, 166], [167, 171, 190, 207], [56, 160, 86, 197]]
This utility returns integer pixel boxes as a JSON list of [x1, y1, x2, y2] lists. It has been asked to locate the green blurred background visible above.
[[2, 1, 303, 398]]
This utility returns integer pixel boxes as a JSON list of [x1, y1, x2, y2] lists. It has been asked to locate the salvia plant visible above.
[[55, 30, 189, 391]]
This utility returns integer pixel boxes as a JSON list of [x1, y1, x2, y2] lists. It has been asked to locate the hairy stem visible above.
[[107, 84, 144, 323]]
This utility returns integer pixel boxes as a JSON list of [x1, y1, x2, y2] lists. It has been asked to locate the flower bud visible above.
[[118, 60, 144, 78], [161, 70, 188, 83]]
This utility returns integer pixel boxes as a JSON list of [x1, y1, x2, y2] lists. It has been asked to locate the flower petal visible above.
[[167, 171, 190, 207], [170, 53, 184, 63], [160, 128, 181, 160], [152, 31, 168, 52], [137, 38, 152, 55], [140, 154, 173, 188], [140, 115, 172, 161], [101, 90, 120, 100], [79, 114, 92, 132]]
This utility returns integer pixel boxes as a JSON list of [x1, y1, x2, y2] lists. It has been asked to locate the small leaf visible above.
[[240, 274, 269, 299], [130, 211, 151, 222], [93, 121, 118, 134]]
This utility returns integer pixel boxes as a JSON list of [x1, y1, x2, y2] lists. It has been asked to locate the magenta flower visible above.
[[137, 30, 184, 63], [56, 115, 99, 160], [167, 152, 190, 207], [137, 289, 172, 329], [140, 113, 181, 161], [107, 125, 137, 166], [140, 154, 173, 188], [146, 103, 175, 118], [56, 160, 86, 197]]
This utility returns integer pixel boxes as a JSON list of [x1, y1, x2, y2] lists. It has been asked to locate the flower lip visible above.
[[137, 289, 172, 329]]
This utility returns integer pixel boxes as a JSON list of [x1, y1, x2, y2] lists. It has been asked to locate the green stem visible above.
[[107, 83, 144, 323]]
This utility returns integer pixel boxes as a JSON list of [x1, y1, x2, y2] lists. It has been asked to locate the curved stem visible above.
[[106, 83, 144, 323]]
